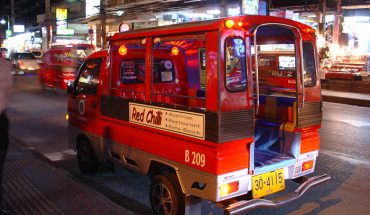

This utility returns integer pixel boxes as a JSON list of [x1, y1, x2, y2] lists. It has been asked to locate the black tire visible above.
[[149, 173, 185, 215], [77, 139, 97, 175]]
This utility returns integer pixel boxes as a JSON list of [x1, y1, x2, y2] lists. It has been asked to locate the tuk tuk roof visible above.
[[110, 15, 315, 42]]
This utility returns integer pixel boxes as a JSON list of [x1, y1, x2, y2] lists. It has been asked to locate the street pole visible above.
[[332, 0, 341, 45], [220, 0, 226, 17], [45, 0, 51, 49], [7, 15, 10, 33], [319, 0, 326, 35], [100, 0, 106, 49], [10, 0, 14, 34]]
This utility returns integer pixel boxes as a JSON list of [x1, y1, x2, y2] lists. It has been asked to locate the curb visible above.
[[322, 95, 370, 107]]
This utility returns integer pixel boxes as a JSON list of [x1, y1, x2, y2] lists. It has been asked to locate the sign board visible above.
[[242, 0, 259, 15], [56, 28, 75, 35], [119, 23, 130, 32], [6, 30, 12, 38], [129, 103, 205, 140], [13, 25, 25, 33], [56, 8, 68, 20], [270, 10, 294, 19], [86, 0, 100, 18]]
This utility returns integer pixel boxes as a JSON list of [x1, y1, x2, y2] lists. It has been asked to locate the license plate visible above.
[[252, 169, 285, 198]]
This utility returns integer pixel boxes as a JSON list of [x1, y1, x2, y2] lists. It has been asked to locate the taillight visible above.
[[219, 181, 239, 197], [302, 160, 314, 172]]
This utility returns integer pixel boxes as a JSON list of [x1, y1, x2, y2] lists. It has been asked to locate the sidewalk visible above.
[[3, 137, 137, 215], [322, 89, 370, 107]]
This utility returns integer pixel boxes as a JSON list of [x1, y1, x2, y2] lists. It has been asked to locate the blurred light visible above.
[[237, 21, 243, 27], [171, 47, 179, 56], [228, 7, 240, 16], [119, 45, 127, 56], [13, 25, 25, 33], [0, 19, 6, 25], [225, 19, 235, 28], [116, 10, 125, 16], [207, 9, 221, 15]]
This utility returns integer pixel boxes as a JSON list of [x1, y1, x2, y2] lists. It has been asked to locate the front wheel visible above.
[[149, 173, 185, 215], [77, 139, 97, 175]]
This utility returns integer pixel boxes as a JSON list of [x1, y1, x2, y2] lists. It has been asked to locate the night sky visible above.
[[0, 0, 45, 28]]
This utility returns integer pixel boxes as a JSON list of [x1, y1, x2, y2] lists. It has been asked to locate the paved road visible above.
[[8, 75, 370, 215]]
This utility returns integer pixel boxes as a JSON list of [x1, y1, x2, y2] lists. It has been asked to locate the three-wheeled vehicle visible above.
[[67, 15, 330, 215], [38, 44, 95, 92]]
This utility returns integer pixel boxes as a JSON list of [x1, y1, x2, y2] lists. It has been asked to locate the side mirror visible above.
[[67, 81, 75, 95]]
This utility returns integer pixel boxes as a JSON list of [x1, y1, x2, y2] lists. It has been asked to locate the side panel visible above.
[[100, 96, 252, 175]]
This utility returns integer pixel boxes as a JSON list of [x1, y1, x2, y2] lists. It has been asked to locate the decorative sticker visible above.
[[129, 103, 205, 140]]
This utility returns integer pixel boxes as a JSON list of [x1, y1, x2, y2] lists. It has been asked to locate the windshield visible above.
[[13, 53, 36, 59]]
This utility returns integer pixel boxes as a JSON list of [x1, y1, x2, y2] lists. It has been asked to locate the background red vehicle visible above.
[[38, 44, 95, 92]]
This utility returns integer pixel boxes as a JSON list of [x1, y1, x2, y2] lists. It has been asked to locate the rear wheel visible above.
[[149, 173, 185, 215], [77, 139, 97, 175]]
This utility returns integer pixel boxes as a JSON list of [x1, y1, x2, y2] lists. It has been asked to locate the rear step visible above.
[[254, 149, 294, 168], [225, 174, 331, 215], [254, 149, 295, 174]]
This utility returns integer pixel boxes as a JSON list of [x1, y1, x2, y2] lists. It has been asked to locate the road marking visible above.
[[43, 150, 76, 161], [337, 119, 370, 127], [320, 149, 370, 167]]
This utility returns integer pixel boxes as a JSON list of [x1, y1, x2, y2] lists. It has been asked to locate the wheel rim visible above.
[[152, 183, 173, 215], [77, 145, 89, 172]]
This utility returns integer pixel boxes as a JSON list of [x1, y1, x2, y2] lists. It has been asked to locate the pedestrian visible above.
[[0, 55, 12, 215]]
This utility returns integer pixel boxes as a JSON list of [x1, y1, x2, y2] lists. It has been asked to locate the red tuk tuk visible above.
[[67, 15, 329, 215], [38, 44, 95, 92]]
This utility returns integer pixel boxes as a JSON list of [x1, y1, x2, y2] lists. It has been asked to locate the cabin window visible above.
[[110, 38, 146, 100], [252, 43, 297, 93], [225, 37, 247, 92], [302, 42, 317, 87], [151, 34, 206, 108], [199, 48, 206, 90]]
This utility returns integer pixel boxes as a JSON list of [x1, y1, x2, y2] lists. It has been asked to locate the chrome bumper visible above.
[[225, 174, 331, 215]]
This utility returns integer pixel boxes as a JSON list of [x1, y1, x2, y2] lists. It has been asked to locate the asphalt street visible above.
[[7, 74, 370, 215]]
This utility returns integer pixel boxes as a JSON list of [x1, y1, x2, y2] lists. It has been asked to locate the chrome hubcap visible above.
[[152, 183, 173, 215]]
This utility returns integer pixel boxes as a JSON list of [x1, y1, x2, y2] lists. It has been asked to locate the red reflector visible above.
[[302, 160, 314, 171]]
